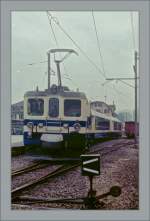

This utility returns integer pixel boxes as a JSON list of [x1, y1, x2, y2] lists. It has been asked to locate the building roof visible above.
[[11, 101, 23, 107]]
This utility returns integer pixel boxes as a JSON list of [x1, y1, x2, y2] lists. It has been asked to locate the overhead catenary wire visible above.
[[47, 11, 105, 79], [46, 11, 86, 90], [119, 79, 135, 88], [92, 11, 107, 79], [112, 84, 133, 108], [46, 12, 80, 89], [46, 12, 69, 77], [46, 11, 133, 109]]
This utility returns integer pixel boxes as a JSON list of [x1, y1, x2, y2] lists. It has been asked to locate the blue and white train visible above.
[[24, 85, 122, 152], [23, 48, 122, 154]]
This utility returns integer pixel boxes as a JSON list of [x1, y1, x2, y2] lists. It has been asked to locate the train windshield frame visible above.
[[64, 99, 81, 117], [49, 98, 59, 118], [27, 98, 44, 116]]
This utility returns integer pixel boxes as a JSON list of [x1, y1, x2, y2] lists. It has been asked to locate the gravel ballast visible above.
[[12, 139, 139, 210]]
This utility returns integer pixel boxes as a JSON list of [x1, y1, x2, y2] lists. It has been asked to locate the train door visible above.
[[45, 97, 62, 133]]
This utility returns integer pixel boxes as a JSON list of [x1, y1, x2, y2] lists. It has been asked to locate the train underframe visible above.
[[24, 131, 122, 156]]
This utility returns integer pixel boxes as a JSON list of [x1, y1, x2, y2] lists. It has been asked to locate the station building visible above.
[[11, 101, 24, 134]]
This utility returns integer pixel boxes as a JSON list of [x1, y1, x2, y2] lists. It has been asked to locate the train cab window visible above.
[[28, 99, 44, 116], [49, 98, 59, 117], [95, 117, 110, 130], [64, 100, 81, 117]]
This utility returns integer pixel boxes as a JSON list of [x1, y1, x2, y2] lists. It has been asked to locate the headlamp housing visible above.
[[73, 122, 81, 132], [27, 122, 34, 128]]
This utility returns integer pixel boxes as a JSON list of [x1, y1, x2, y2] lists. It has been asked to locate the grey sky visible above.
[[12, 11, 139, 112]]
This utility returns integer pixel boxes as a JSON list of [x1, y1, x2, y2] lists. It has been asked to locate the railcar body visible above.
[[24, 86, 122, 153], [87, 110, 122, 145], [24, 85, 91, 152], [125, 121, 139, 138]]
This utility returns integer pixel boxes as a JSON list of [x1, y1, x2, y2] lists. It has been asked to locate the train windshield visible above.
[[64, 100, 81, 117], [49, 98, 59, 117], [95, 117, 110, 130], [28, 98, 44, 116]]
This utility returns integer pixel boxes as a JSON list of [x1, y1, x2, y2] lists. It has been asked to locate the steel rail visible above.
[[12, 162, 49, 177], [12, 162, 81, 199], [88, 140, 134, 155]]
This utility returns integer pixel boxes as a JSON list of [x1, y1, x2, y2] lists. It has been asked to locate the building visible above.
[[11, 101, 24, 120], [90, 101, 116, 117], [11, 101, 24, 134]]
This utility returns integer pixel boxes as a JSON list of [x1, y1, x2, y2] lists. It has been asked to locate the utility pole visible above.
[[104, 51, 139, 144], [133, 51, 138, 144], [47, 52, 50, 89]]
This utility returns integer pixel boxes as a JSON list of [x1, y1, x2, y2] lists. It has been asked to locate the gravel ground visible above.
[[11, 155, 35, 172], [12, 164, 60, 190], [12, 139, 138, 210]]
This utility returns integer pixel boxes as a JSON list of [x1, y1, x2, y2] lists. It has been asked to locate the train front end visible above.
[[23, 86, 90, 155]]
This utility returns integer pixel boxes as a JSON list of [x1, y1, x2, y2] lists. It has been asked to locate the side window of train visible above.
[[114, 122, 122, 130], [95, 117, 110, 130], [28, 98, 44, 116], [49, 98, 59, 118], [64, 100, 81, 117]]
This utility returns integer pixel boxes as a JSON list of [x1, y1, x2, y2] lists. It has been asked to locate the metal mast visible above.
[[133, 51, 138, 143], [47, 52, 51, 89]]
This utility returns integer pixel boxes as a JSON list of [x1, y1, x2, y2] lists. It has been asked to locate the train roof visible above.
[[91, 109, 121, 123], [24, 86, 87, 99]]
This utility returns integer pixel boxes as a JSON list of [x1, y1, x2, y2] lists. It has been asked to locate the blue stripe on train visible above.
[[94, 133, 108, 138], [24, 119, 86, 127]]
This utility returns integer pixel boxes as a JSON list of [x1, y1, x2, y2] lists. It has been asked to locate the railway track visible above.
[[89, 140, 134, 156], [12, 139, 134, 205], [11, 161, 50, 177], [12, 162, 80, 200]]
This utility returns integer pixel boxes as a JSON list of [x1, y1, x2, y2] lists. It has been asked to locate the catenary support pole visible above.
[[48, 52, 50, 89], [133, 51, 138, 144]]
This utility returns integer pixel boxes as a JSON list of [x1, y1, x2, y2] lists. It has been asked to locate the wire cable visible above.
[[46, 12, 68, 77], [119, 79, 135, 88], [47, 11, 105, 79], [92, 11, 107, 78]]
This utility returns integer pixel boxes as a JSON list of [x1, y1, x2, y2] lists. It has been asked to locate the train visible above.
[[125, 121, 139, 138], [23, 48, 122, 155]]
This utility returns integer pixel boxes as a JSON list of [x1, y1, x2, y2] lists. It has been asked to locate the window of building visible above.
[[49, 98, 59, 117], [28, 98, 44, 116], [64, 100, 81, 117]]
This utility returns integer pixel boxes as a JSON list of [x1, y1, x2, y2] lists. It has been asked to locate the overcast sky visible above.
[[12, 11, 139, 112]]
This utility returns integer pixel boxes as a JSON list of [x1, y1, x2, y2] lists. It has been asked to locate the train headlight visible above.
[[28, 131, 32, 138], [73, 123, 81, 132], [63, 123, 69, 129], [27, 122, 34, 128], [38, 123, 44, 128]]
